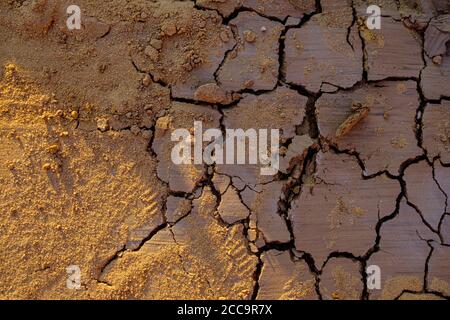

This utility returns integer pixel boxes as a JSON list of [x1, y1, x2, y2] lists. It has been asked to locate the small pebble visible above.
[[244, 80, 254, 88], [247, 229, 257, 242], [47, 144, 59, 154], [249, 243, 259, 253], [162, 22, 177, 36], [150, 38, 163, 50], [97, 118, 110, 132], [432, 55, 442, 65], [243, 30, 256, 43], [142, 74, 152, 86], [70, 110, 79, 120]]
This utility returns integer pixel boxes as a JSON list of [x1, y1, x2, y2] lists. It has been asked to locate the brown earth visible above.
[[0, 0, 449, 300]]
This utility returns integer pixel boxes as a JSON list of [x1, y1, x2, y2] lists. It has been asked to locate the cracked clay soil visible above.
[[0, 0, 449, 300]]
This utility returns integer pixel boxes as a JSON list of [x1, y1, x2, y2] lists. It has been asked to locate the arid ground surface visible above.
[[0, 0, 449, 300]]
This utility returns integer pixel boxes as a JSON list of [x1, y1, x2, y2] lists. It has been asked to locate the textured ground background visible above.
[[0, 0, 449, 300]]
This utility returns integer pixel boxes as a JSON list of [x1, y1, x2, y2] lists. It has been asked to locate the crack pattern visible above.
[[0, 0, 449, 300]]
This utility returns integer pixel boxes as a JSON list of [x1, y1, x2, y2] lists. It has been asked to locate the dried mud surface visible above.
[[0, 0, 449, 300]]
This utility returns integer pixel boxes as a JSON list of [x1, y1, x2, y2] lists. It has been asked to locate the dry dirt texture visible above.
[[0, 0, 449, 300]]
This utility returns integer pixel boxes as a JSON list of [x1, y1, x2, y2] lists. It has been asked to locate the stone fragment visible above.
[[257, 251, 317, 300], [290, 151, 400, 265], [194, 83, 233, 104], [432, 55, 443, 65], [335, 103, 370, 139], [316, 81, 421, 175], [335, 106, 370, 139], [142, 74, 152, 86], [150, 38, 163, 50], [247, 229, 258, 242], [249, 243, 259, 253]]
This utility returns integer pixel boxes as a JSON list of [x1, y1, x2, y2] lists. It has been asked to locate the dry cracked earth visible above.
[[0, 0, 449, 300]]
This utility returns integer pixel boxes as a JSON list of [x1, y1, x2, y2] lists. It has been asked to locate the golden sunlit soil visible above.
[[0, 0, 449, 300]]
